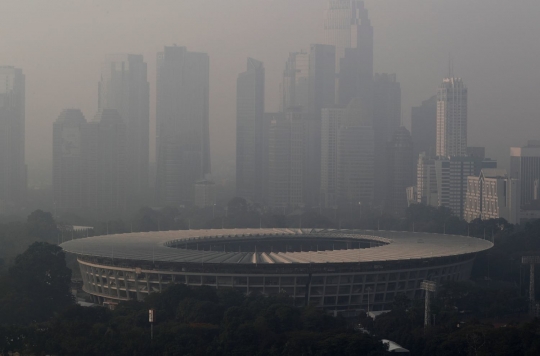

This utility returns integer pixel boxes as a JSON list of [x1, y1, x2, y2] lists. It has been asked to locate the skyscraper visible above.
[[324, 0, 373, 76], [436, 77, 468, 158], [0, 66, 26, 205], [337, 97, 374, 206], [156, 46, 210, 206], [373, 73, 401, 207], [325, 0, 373, 108], [281, 51, 309, 112], [307, 44, 336, 119], [98, 54, 149, 206], [321, 107, 346, 208], [305, 44, 336, 207], [236, 58, 265, 203], [53, 109, 87, 214], [411, 96, 437, 161], [510, 141, 540, 207], [386, 127, 414, 217], [267, 110, 305, 210], [85, 109, 127, 217]]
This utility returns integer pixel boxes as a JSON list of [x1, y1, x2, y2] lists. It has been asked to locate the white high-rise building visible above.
[[436, 77, 468, 158], [510, 141, 540, 207]]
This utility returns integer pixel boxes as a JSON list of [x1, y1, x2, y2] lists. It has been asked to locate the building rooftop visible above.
[[60, 228, 492, 265]]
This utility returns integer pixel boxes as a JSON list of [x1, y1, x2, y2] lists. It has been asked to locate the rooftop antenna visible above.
[[448, 53, 454, 78]]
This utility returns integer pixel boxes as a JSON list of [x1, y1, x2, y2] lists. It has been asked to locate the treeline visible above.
[[1, 283, 387, 355], [364, 283, 537, 355]]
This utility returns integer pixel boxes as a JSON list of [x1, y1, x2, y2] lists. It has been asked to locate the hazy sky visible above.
[[2, 0, 540, 186]]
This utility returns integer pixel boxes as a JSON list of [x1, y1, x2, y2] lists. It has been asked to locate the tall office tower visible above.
[[85, 110, 127, 217], [373, 73, 401, 207], [337, 97, 374, 206], [416, 153, 438, 206], [281, 51, 309, 112], [386, 127, 414, 217], [267, 111, 304, 210], [236, 58, 265, 203], [0, 66, 26, 205], [436, 77, 468, 158], [98, 54, 150, 206], [411, 96, 437, 161], [53, 109, 87, 214], [156, 46, 210, 206], [308, 44, 336, 119], [305, 44, 335, 207], [321, 107, 346, 208], [261, 113, 283, 204], [324, 0, 373, 76], [510, 141, 540, 207]]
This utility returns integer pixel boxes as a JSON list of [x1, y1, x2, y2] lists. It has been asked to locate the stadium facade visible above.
[[61, 229, 492, 312]]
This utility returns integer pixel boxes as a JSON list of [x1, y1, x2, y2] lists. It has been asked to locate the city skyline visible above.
[[1, 0, 538, 187]]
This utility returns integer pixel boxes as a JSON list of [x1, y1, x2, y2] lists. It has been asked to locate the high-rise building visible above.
[[53, 109, 87, 214], [416, 153, 438, 207], [510, 141, 540, 207], [324, 0, 373, 77], [281, 51, 309, 112], [98, 54, 150, 206], [386, 127, 414, 217], [0, 66, 26, 206], [267, 110, 304, 210], [464, 169, 520, 224], [308, 44, 336, 119], [85, 109, 127, 217], [373, 73, 401, 207], [304, 44, 336, 208], [411, 95, 437, 161], [156, 46, 210, 206], [337, 97, 374, 206], [321, 107, 347, 208], [236, 58, 265, 203], [436, 77, 468, 158]]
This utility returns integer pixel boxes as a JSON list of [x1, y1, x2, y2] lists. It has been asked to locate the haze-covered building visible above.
[[53, 109, 87, 213], [436, 77, 468, 158], [510, 141, 540, 208], [267, 110, 305, 210], [411, 96, 437, 162], [98, 54, 149, 207], [386, 127, 414, 217], [464, 169, 520, 224], [156, 46, 210, 206], [0, 66, 26, 206], [85, 109, 127, 217], [337, 97, 374, 206], [236, 58, 265, 203]]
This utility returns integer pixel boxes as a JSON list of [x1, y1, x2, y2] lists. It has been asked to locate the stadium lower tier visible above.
[[78, 253, 475, 312]]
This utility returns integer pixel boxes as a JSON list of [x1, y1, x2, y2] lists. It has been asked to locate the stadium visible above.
[[60, 228, 492, 312]]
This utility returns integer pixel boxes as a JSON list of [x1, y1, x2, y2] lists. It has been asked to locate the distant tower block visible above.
[[421, 280, 437, 327], [522, 256, 540, 317]]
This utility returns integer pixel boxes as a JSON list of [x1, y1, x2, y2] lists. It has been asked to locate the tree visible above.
[[8, 242, 73, 322], [27, 210, 59, 242]]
